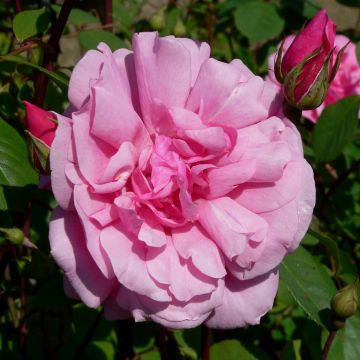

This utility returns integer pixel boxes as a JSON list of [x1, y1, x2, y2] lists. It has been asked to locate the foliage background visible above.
[[0, 0, 360, 359]]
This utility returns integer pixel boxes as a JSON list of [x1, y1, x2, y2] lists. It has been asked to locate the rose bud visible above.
[[267, 35, 360, 122], [331, 278, 359, 325], [0, 227, 25, 245], [24, 101, 57, 174], [275, 10, 348, 110]]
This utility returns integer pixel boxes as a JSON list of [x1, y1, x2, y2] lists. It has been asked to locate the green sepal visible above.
[[26, 131, 51, 174], [329, 41, 350, 83], [283, 46, 323, 106], [296, 47, 334, 110], [274, 38, 285, 83]]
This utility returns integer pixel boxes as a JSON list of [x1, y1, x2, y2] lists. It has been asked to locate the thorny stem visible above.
[[7, 40, 43, 56], [321, 330, 337, 360], [35, 0, 75, 106]]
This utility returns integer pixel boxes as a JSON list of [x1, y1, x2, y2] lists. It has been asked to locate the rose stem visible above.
[[34, 0, 75, 107], [282, 102, 302, 123], [19, 202, 32, 350], [116, 319, 135, 360], [201, 325, 210, 360], [158, 327, 169, 360], [321, 330, 337, 360], [104, 0, 113, 33], [15, 0, 22, 13]]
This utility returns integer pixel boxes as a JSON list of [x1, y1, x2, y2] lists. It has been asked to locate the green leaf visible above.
[[312, 96, 360, 162], [356, 42, 360, 64], [140, 351, 161, 360], [12, 8, 51, 42], [174, 328, 201, 358], [51, 5, 100, 27], [0, 118, 38, 186], [280, 340, 302, 360], [280, 246, 337, 328], [0, 32, 11, 55], [132, 322, 156, 354], [0, 186, 7, 210], [328, 312, 360, 360], [338, 250, 358, 284], [0, 54, 69, 89], [307, 229, 340, 273], [79, 30, 126, 51], [234, 0, 285, 44], [211, 339, 265, 360], [85, 341, 115, 360]]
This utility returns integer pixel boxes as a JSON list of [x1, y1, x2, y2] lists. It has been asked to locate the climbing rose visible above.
[[268, 34, 360, 122], [49, 32, 315, 329]]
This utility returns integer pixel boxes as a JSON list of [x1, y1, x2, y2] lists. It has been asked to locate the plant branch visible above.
[[157, 327, 169, 360], [19, 202, 31, 350], [116, 319, 135, 360], [321, 330, 337, 360], [201, 325, 210, 360], [15, 0, 22, 13], [283, 101, 302, 123], [35, 0, 75, 106], [104, 0, 113, 32]]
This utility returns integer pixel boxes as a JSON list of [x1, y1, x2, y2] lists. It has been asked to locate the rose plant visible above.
[[47, 32, 315, 329]]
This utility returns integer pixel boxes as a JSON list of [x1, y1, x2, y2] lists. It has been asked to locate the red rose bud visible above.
[[24, 101, 57, 174], [275, 10, 348, 110]]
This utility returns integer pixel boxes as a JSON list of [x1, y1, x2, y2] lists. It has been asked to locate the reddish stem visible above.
[[19, 202, 32, 350], [321, 330, 337, 360], [157, 327, 169, 360], [15, 0, 22, 13], [116, 319, 135, 360], [104, 0, 113, 32], [35, 0, 75, 106], [201, 325, 210, 360]]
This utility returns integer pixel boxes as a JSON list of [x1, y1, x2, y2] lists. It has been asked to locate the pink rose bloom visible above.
[[49, 32, 315, 329], [268, 35, 360, 122]]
